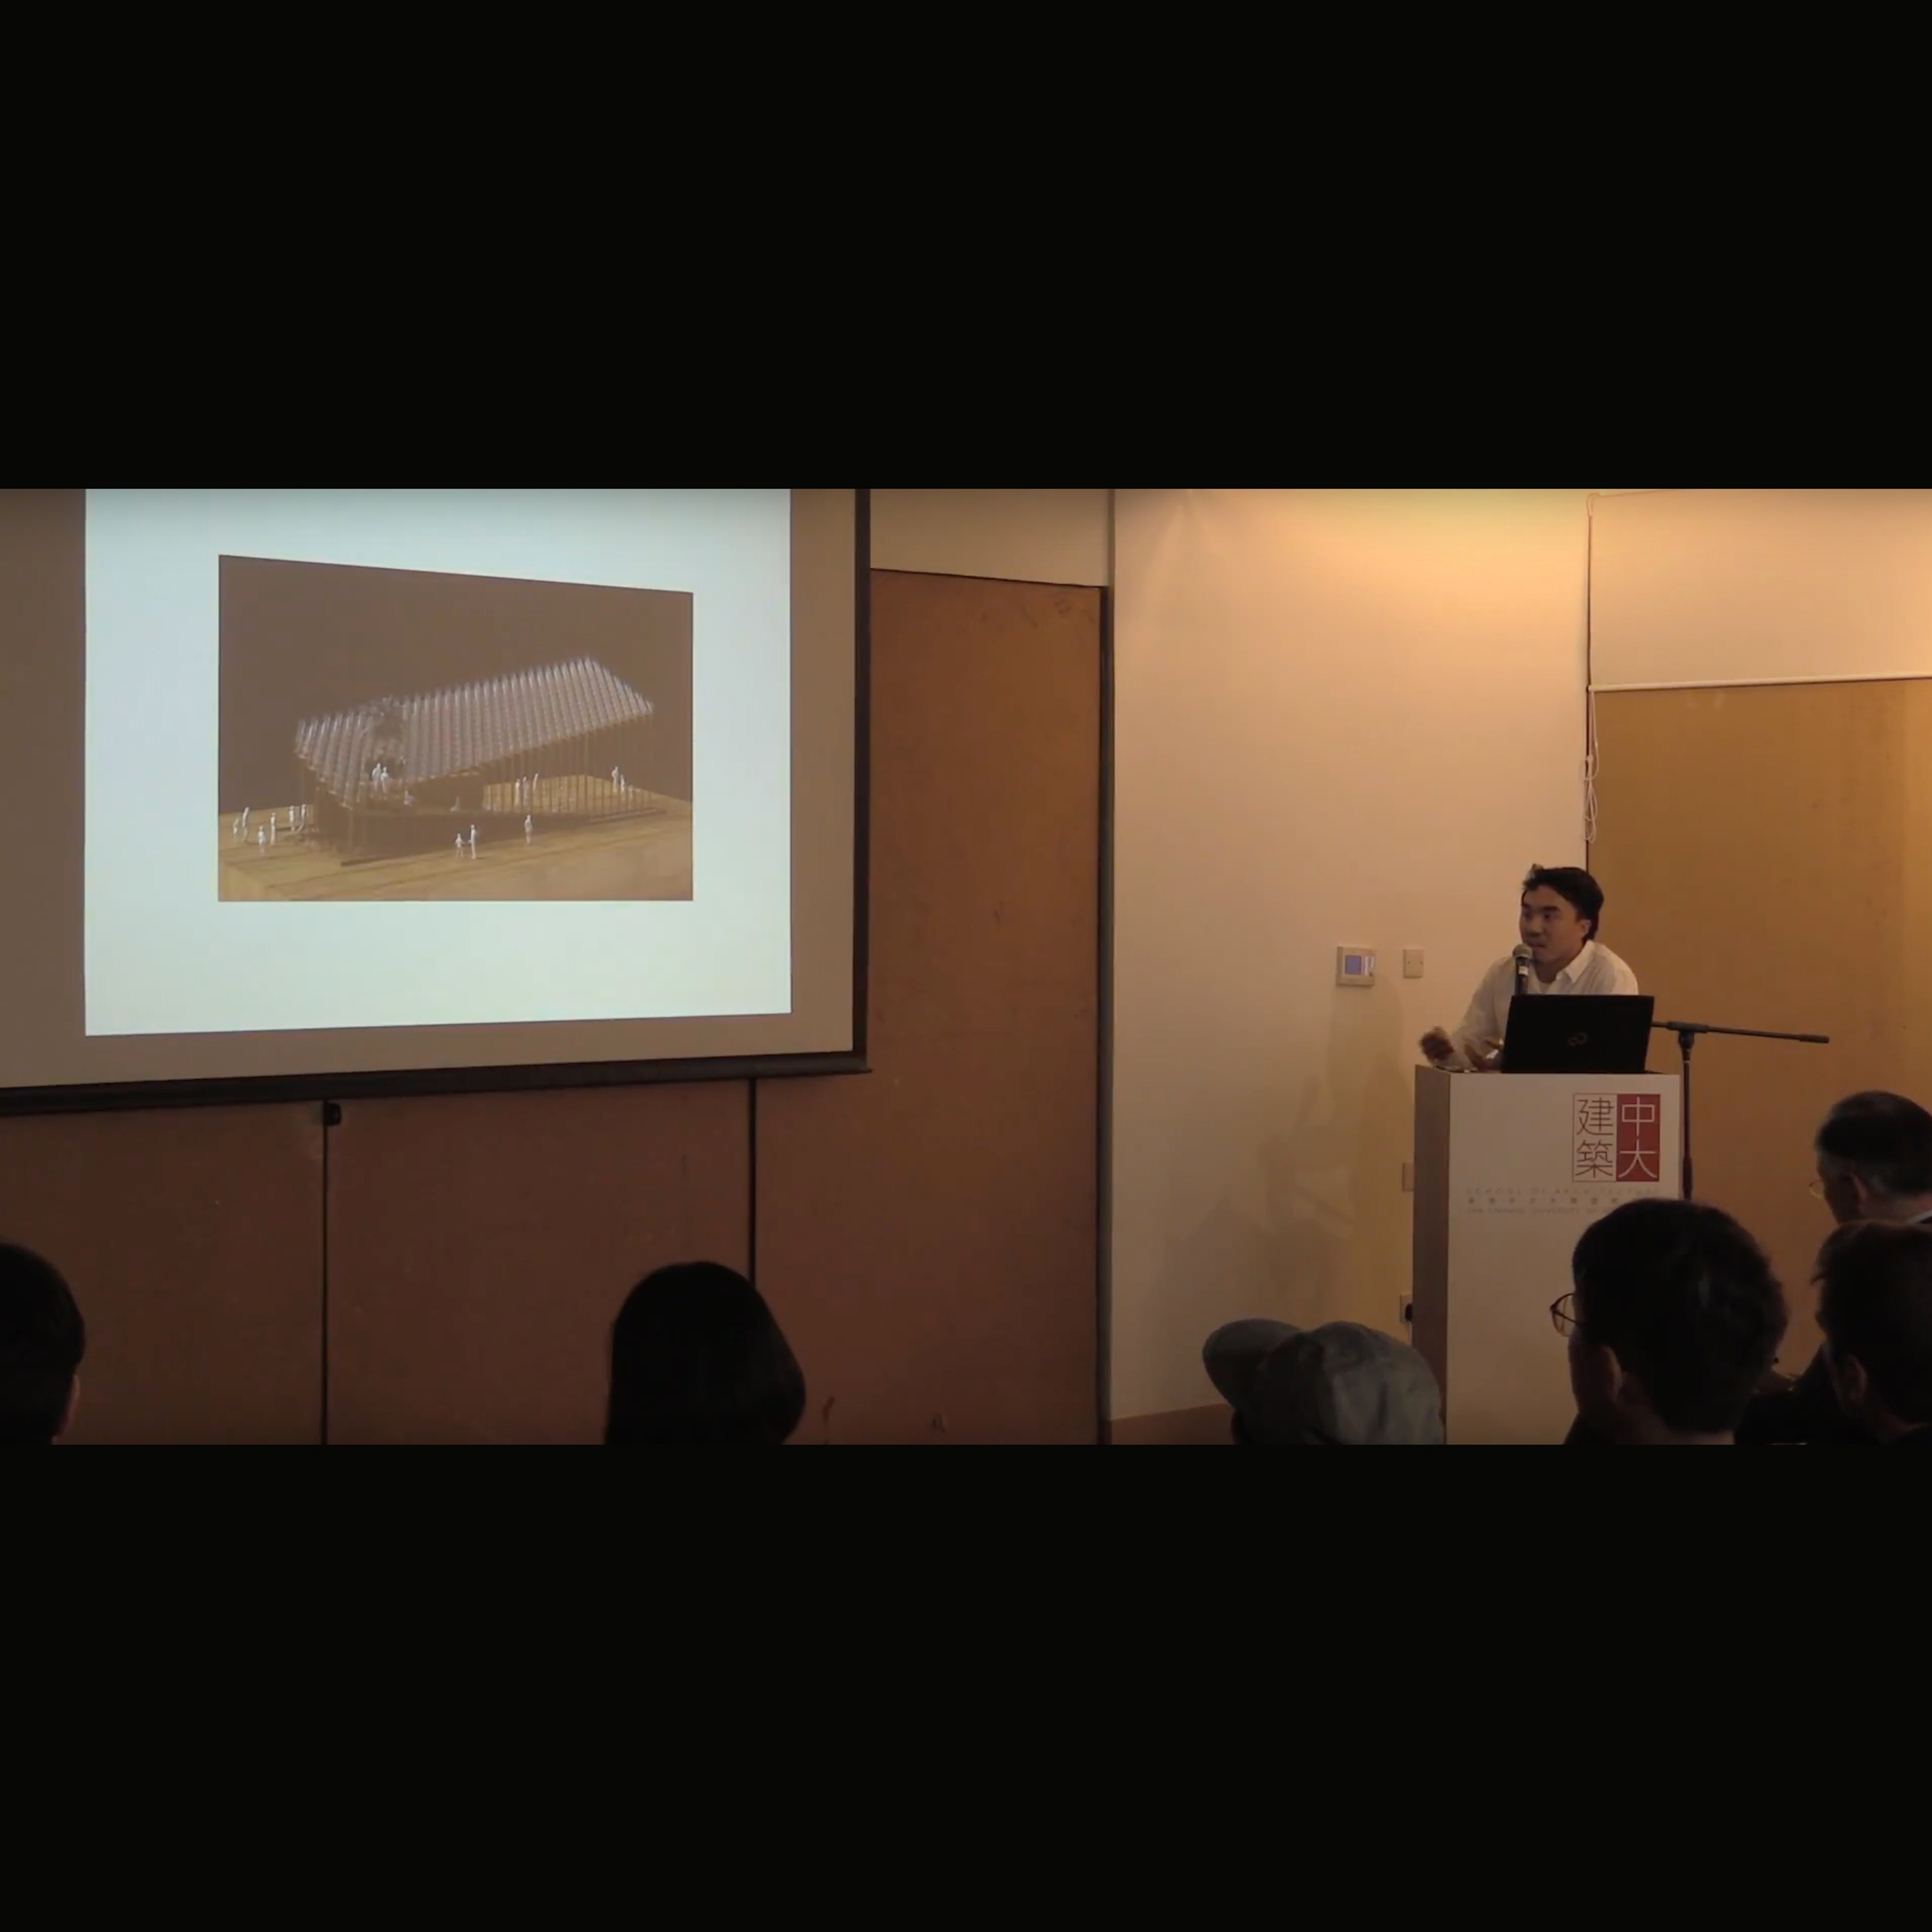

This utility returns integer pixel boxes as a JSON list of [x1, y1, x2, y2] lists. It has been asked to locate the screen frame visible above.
[[0, 489, 871, 1119]]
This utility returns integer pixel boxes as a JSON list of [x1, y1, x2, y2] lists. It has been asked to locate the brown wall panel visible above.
[[757, 572, 1102, 1445], [1107, 1405, 1232, 1445], [0, 1105, 323, 1443], [6, 565, 1101, 1447], [326, 1082, 749, 1444], [1593, 681, 1932, 1358]]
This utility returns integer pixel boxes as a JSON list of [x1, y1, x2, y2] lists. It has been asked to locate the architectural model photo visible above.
[[217, 556, 694, 904]]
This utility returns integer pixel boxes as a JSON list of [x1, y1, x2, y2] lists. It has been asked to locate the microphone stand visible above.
[[1652, 1020, 1830, 1200]]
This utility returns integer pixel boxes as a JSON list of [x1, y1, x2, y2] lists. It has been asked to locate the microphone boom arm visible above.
[[1650, 1018, 1830, 1199]]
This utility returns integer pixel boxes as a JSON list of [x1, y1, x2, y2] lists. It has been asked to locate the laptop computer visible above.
[[1502, 995, 1655, 1075]]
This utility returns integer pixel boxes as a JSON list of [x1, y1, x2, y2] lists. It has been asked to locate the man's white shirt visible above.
[[1450, 940, 1640, 1068]]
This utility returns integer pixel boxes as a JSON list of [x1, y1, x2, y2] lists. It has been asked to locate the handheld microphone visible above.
[[1512, 945, 1533, 998]]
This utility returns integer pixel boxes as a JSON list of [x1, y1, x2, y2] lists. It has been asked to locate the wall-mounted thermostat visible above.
[[1336, 948, 1377, 988]]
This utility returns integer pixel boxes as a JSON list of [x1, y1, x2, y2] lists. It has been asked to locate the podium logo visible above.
[[1574, 1094, 1662, 1184]]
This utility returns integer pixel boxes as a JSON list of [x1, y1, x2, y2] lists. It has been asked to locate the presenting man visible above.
[[1419, 865, 1638, 1072]]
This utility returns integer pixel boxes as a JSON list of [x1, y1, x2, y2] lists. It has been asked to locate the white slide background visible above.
[[86, 490, 792, 1038]]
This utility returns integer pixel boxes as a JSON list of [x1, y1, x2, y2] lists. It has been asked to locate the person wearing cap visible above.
[[1202, 1319, 1444, 1445], [1420, 865, 1639, 1074]]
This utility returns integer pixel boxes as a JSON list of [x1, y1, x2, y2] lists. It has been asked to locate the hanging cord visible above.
[[1583, 496, 1600, 853], [1582, 685, 1600, 850]]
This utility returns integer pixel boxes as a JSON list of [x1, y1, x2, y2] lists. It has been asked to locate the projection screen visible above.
[[0, 488, 865, 1111]]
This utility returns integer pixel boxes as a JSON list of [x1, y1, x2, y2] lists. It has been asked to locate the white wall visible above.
[[1592, 488, 1932, 689], [871, 489, 1111, 588], [1109, 489, 1595, 1421]]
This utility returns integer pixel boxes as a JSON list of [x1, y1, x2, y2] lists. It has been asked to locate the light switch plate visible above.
[[1336, 947, 1377, 989], [1403, 949, 1425, 980]]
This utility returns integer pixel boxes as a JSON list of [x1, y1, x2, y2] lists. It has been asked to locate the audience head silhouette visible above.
[[1203, 1319, 1443, 1445], [0, 1244, 86, 1446], [1816, 1221, 1932, 1445], [606, 1263, 805, 1446], [1814, 1092, 1932, 1226], [1565, 1199, 1786, 1445]]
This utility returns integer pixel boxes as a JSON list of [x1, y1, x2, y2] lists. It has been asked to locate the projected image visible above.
[[217, 557, 694, 903]]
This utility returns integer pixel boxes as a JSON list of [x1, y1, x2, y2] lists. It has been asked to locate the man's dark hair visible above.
[[1523, 865, 1606, 943], [1572, 1199, 1787, 1436], [1816, 1221, 1932, 1429], [606, 1262, 806, 1446], [0, 1244, 86, 1446], [1815, 1091, 1932, 1201]]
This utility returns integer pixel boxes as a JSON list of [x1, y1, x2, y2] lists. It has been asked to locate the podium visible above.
[[1412, 1069, 1682, 1444]]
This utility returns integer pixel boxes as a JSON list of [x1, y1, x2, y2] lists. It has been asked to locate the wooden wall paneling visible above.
[[0, 1105, 324, 1443], [1592, 680, 1932, 1358], [326, 1081, 750, 1444], [1106, 1406, 1233, 1445], [756, 572, 1103, 1445]]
